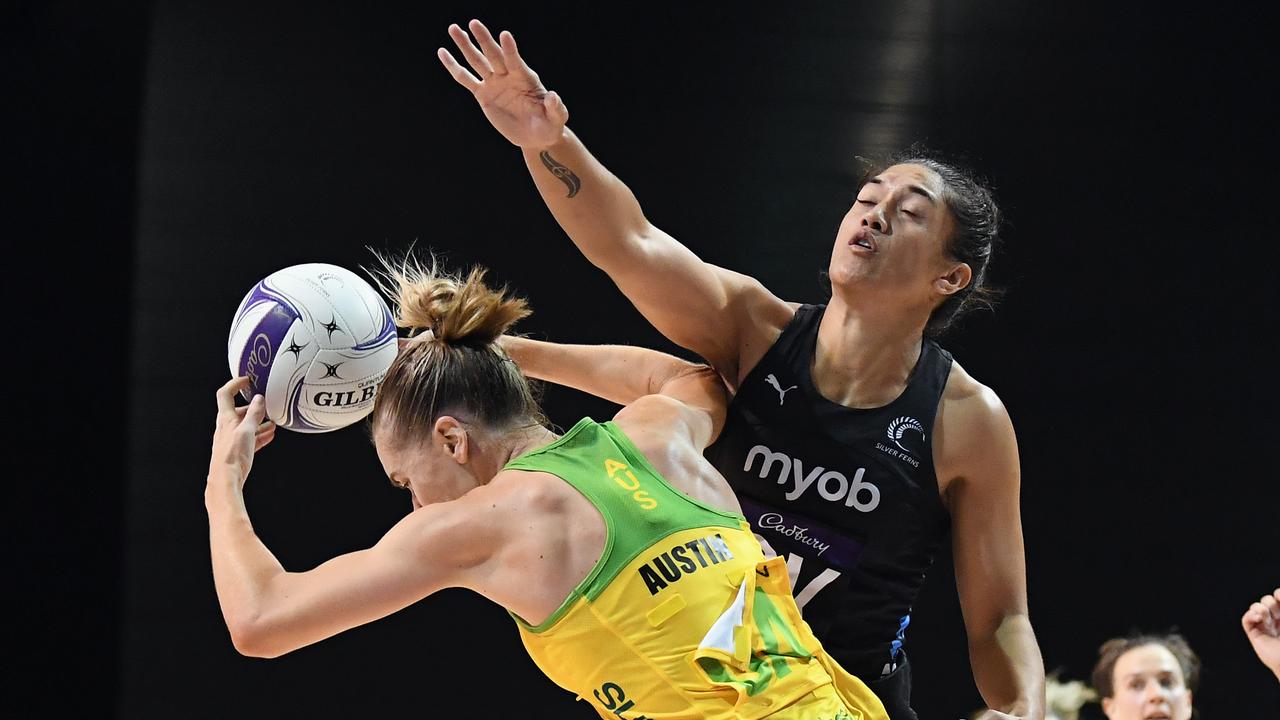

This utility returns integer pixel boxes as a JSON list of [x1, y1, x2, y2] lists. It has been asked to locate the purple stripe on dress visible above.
[[739, 496, 867, 570], [236, 282, 300, 399]]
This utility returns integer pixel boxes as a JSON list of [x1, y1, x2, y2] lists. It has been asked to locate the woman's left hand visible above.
[[208, 376, 276, 490]]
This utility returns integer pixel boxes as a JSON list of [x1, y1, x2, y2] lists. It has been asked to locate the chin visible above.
[[826, 265, 870, 296], [825, 259, 854, 285]]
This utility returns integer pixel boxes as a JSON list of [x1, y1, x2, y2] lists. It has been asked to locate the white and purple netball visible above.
[[227, 263, 398, 433]]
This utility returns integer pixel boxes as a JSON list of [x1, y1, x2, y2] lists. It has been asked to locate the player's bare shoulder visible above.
[[707, 263, 797, 388], [941, 362, 1008, 413], [933, 361, 1019, 503], [489, 466, 576, 512], [611, 395, 693, 462], [611, 397, 741, 514], [708, 263, 792, 317]]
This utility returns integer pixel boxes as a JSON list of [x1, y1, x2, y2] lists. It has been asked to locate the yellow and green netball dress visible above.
[[504, 418, 888, 720]]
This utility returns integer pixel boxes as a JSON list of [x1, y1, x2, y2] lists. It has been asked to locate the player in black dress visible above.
[[440, 19, 1046, 720]]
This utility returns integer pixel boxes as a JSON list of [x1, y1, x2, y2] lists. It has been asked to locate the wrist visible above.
[[206, 463, 245, 485], [526, 126, 572, 153], [205, 467, 245, 502], [498, 335, 528, 362]]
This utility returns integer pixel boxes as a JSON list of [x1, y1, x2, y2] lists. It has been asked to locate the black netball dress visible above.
[[706, 304, 954, 719]]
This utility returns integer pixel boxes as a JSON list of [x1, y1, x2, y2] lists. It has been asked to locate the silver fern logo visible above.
[[887, 416, 925, 454]]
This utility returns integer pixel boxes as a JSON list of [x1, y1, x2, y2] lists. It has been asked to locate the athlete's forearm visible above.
[[204, 474, 287, 653], [969, 613, 1045, 719], [520, 131, 754, 371], [502, 335, 697, 406], [522, 128, 652, 273]]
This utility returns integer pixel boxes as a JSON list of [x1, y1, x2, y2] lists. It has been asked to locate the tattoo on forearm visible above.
[[539, 151, 581, 198]]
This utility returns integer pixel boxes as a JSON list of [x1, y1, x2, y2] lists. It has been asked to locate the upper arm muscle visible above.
[[942, 385, 1028, 636], [604, 229, 790, 376], [243, 494, 505, 656]]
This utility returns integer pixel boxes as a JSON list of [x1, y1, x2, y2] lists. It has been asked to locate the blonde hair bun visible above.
[[370, 251, 530, 347]]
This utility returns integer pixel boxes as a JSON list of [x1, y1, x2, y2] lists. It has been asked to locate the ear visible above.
[[934, 261, 972, 298], [1101, 696, 1114, 719], [432, 416, 470, 464]]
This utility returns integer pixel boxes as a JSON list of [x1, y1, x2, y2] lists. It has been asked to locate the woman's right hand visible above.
[[438, 20, 569, 149], [208, 377, 276, 492], [1243, 587, 1280, 680]]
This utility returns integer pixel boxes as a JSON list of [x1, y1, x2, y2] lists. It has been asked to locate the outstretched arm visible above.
[[439, 20, 792, 383], [205, 378, 508, 658], [501, 335, 726, 445], [942, 386, 1045, 720], [501, 334, 707, 405], [501, 334, 735, 511]]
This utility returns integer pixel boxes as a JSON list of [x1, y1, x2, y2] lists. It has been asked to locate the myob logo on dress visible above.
[[743, 444, 880, 512]]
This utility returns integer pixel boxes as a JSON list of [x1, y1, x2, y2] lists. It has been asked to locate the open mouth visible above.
[[850, 228, 878, 252]]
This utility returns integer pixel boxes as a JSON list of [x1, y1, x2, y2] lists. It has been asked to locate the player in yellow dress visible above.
[[206, 256, 886, 719]]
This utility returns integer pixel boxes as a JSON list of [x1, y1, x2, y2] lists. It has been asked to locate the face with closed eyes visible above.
[[827, 163, 969, 315], [1102, 644, 1193, 720]]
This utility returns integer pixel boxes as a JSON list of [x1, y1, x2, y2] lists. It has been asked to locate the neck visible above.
[[813, 296, 928, 408], [495, 422, 558, 469]]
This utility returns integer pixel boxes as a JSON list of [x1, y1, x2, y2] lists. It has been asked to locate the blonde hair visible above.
[[367, 251, 542, 446]]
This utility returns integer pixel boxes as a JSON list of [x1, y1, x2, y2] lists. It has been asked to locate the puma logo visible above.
[[765, 374, 798, 405]]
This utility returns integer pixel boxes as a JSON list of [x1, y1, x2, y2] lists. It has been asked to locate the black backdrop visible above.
[[15, 1, 1278, 717]]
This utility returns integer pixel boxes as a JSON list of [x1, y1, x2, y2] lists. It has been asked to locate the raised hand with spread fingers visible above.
[[437, 19, 567, 149]]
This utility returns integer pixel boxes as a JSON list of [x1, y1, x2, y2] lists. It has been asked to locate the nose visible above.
[[1143, 682, 1169, 702], [861, 203, 889, 233]]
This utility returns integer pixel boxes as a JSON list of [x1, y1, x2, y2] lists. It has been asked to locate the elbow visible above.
[[598, 222, 658, 269], [650, 360, 711, 393], [227, 617, 288, 659]]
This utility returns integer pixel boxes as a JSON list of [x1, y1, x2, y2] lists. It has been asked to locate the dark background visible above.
[[14, 0, 1278, 717]]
